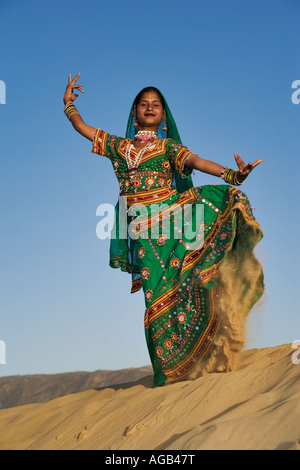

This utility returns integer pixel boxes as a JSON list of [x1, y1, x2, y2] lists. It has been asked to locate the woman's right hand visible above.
[[63, 73, 84, 105]]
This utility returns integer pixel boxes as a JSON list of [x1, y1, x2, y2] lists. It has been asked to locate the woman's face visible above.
[[135, 91, 164, 131]]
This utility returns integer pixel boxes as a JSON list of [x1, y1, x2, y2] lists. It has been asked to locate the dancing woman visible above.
[[63, 73, 264, 387]]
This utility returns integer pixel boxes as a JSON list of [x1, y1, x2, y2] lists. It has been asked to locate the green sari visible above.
[[91, 129, 264, 387]]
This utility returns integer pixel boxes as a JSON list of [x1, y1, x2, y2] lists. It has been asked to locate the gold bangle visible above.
[[64, 104, 76, 114], [64, 101, 76, 110], [64, 102, 80, 120], [64, 103, 76, 112], [234, 171, 243, 185], [221, 167, 243, 186], [67, 109, 80, 120], [64, 103, 76, 113], [64, 102, 75, 111]]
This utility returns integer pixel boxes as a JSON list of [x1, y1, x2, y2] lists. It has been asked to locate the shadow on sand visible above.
[[93, 374, 154, 392]]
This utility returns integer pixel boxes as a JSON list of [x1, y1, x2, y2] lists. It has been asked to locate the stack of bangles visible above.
[[64, 101, 80, 120], [221, 166, 244, 186]]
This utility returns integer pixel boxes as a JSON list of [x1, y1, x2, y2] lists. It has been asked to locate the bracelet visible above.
[[234, 171, 244, 185], [64, 101, 80, 120], [64, 107, 80, 119], [64, 103, 80, 120], [220, 167, 243, 186]]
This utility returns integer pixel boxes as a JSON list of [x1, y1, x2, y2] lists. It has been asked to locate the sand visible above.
[[0, 343, 299, 450]]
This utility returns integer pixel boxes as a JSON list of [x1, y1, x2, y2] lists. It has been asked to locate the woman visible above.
[[63, 73, 264, 387]]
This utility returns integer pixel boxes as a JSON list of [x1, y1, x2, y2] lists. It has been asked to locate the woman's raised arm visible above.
[[185, 152, 263, 184], [63, 73, 96, 142]]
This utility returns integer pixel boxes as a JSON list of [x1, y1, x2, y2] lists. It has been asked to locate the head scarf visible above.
[[125, 87, 194, 193]]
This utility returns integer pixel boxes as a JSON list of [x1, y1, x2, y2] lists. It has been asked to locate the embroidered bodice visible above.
[[91, 129, 193, 197]]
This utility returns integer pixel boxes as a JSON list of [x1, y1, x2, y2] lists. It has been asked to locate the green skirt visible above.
[[110, 184, 264, 387]]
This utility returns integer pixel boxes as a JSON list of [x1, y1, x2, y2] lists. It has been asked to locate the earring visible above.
[[133, 106, 139, 129], [162, 111, 167, 132]]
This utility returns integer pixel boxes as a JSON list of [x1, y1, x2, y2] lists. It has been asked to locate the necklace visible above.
[[135, 130, 158, 141], [125, 141, 154, 179]]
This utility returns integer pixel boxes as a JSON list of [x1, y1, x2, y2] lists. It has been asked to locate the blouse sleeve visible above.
[[166, 139, 194, 178], [91, 128, 120, 159]]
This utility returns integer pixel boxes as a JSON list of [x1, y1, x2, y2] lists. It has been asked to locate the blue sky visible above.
[[0, 0, 299, 377]]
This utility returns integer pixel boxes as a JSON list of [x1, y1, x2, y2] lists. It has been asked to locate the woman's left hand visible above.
[[234, 154, 264, 183]]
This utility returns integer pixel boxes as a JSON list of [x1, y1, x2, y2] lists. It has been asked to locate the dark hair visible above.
[[133, 86, 165, 109]]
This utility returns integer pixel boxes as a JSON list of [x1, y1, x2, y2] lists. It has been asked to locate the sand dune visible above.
[[0, 343, 299, 450]]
